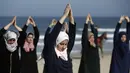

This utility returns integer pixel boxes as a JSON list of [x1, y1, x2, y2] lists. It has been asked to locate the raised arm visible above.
[[114, 16, 124, 45], [22, 17, 31, 32], [0, 17, 15, 38], [81, 15, 89, 56], [13, 17, 22, 32], [125, 16, 130, 44], [49, 4, 70, 44], [29, 17, 40, 45], [67, 7, 76, 53], [4, 17, 15, 30], [89, 14, 98, 45]]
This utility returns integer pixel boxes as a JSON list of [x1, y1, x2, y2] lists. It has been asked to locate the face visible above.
[[7, 39, 16, 44], [57, 40, 69, 52], [26, 34, 34, 43], [89, 35, 95, 43], [121, 35, 126, 42], [104, 33, 107, 39]]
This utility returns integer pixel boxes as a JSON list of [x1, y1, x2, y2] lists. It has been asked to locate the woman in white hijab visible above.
[[0, 16, 23, 73], [43, 4, 76, 73]]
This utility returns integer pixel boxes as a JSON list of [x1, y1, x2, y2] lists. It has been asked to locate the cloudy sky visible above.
[[0, 0, 130, 17]]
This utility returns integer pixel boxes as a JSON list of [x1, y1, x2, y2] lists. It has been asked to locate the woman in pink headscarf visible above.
[[19, 16, 39, 73]]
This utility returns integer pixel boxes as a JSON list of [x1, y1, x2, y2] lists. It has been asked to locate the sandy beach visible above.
[[37, 53, 112, 73]]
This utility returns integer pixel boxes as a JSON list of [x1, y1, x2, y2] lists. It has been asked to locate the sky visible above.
[[0, 0, 130, 17]]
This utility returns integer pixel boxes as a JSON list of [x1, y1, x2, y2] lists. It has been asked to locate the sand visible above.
[[37, 53, 112, 73]]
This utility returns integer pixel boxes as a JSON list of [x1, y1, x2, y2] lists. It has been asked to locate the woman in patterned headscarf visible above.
[[0, 16, 23, 73], [78, 14, 100, 73]]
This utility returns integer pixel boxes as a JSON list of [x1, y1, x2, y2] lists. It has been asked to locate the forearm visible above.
[[67, 22, 76, 52], [59, 14, 67, 24], [4, 23, 12, 30], [69, 16, 74, 24], [14, 25, 22, 31]]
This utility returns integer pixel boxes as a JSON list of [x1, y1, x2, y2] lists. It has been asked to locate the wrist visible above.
[[49, 23, 54, 27], [26, 23, 29, 26], [70, 17, 74, 24], [127, 19, 130, 22], [119, 20, 122, 24], [91, 21, 94, 24], [59, 15, 67, 24], [33, 23, 36, 27]]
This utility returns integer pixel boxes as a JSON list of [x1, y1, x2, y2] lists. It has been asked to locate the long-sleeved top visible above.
[[78, 23, 100, 73], [109, 22, 130, 73], [43, 21, 76, 73], [20, 25, 39, 73], [0, 28, 22, 73], [42, 26, 52, 58]]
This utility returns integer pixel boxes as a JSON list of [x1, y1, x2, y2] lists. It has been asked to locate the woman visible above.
[[109, 16, 130, 73], [43, 4, 76, 73], [20, 16, 39, 73], [0, 16, 22, 73], [78, 14, 100, 73]]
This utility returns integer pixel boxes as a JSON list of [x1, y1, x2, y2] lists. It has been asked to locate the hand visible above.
[[68, 7, 74, 24], [49, 19, 57, 27], [119, 16, 125, 23], [13, 18, 17, 26], [59, 4, 71, 24], [89, 14, 94, 24], [10, 16, 16, 25], [86, 14, 90, 24], [124, 16, 130, 22], [26, 16, 32, 25], [29, 16, 36, 26], [63, 4, 71, 17], [51, 19, 57, 25], [68, 4, 73, 18]]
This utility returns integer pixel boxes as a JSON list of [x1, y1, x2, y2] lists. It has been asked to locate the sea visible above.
[[0, 16, 128, 56]]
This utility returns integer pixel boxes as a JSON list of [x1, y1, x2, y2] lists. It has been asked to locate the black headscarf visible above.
[[118, 32, 129, 58]]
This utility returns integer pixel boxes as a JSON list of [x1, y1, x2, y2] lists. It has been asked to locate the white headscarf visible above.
[[55, 31, 69, 61], [4, 31, 18, 52]]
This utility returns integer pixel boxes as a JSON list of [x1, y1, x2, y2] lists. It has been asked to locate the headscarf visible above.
[[118, 32, 129, 57], [23, 33, 34, 52], [88, 31, 96, 47], [55, 31, 69, 61], [4, 31, 18, 52]]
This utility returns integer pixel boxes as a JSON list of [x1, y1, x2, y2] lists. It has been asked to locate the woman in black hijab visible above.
[[109, 16, 130, 73]]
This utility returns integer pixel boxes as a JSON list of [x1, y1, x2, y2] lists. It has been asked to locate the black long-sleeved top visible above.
[[0, 28, 22, 73], [43, 21, 76, 73], [78, 23, 100, 73], [42, 27, 51, 58], [20, 25, 39, 73]]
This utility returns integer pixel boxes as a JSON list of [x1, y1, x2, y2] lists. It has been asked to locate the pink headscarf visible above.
[[23, 40, 34, 52]]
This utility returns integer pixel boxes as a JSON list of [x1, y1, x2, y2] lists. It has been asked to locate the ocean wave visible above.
[[77, 28, 126, 32], [39, 33, 114, 40], [37, 40, 113, 46]]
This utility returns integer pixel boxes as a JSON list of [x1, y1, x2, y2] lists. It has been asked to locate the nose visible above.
[[63, 45, 66, 49]]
